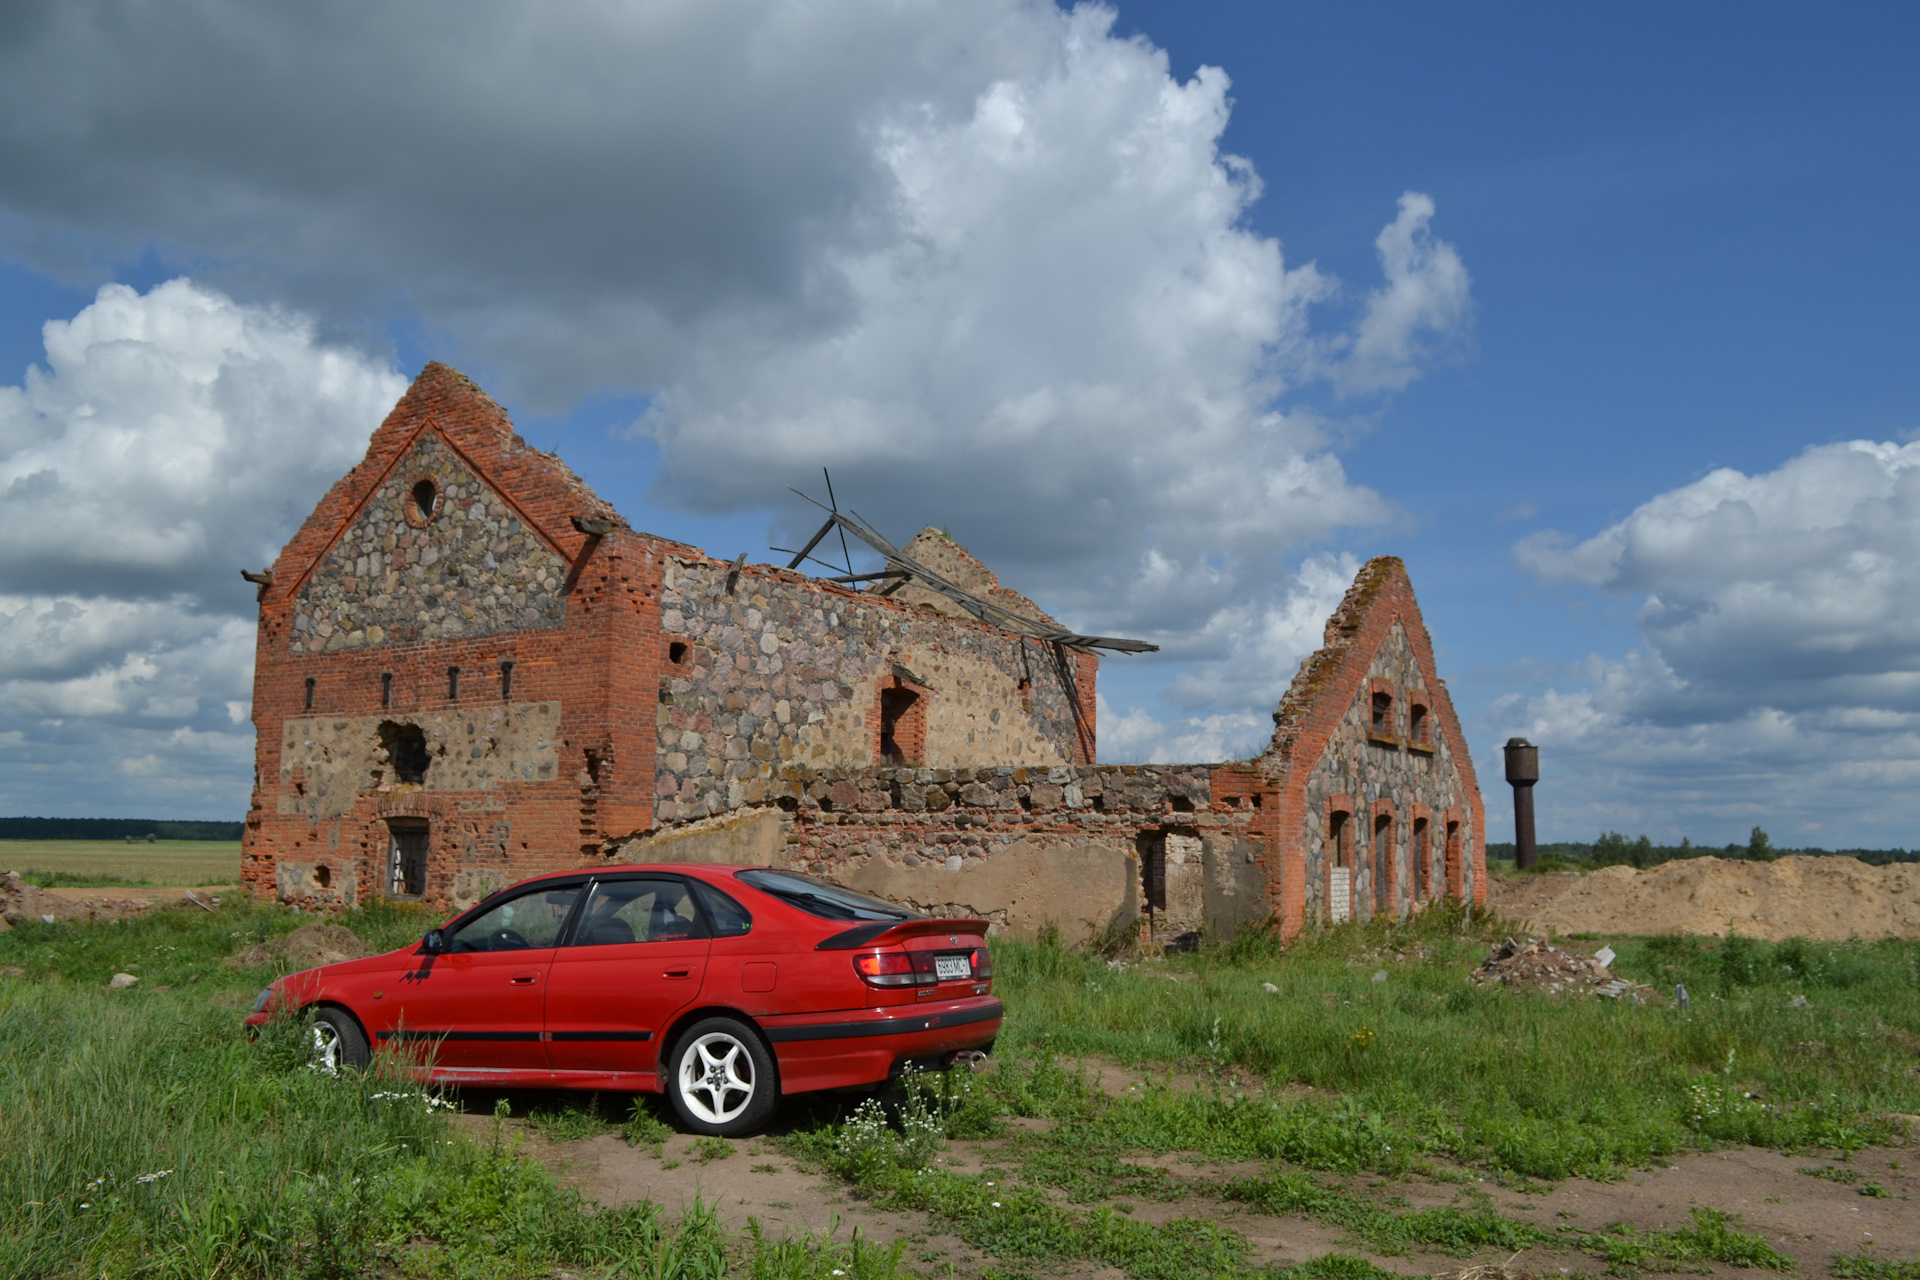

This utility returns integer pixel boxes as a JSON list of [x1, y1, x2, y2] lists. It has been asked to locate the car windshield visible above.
[[736, 869, 918, 922]]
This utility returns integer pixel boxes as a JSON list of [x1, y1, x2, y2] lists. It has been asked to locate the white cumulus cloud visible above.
[[0, 280, 402, 817], [1501, 440, 1920, 845], [0, 1, 1474, 789]]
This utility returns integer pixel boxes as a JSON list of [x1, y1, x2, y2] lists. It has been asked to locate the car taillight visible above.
[[970, 946, 993, 979], [853, 951, 930, 988]]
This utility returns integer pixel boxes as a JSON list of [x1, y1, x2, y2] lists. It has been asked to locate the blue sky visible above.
[[0, 2, 1916, 846]]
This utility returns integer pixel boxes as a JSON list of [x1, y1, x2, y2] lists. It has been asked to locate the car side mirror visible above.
[[422, 928, 446, 954]]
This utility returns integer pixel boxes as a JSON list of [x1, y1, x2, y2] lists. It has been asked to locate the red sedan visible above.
[[245, 864, 1001, 1135]]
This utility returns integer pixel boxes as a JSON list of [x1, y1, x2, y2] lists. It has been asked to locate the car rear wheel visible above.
[[310, 1007, 370, 1075], [665, 1017, 776, 1136]]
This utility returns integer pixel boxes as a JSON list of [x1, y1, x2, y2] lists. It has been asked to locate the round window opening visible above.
[[410, 478, 440, 524]]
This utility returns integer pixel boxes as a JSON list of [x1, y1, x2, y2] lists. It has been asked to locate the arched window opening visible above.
[[1327, 807, 1354, 925], [1371, 691, 1394, 735], [411, 479, 440, 523], [1373, 813, 1394, 913], [1409, 702, 1429, 745]]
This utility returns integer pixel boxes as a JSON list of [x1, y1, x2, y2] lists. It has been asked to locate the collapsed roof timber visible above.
[[242, 363, 1484, 945]]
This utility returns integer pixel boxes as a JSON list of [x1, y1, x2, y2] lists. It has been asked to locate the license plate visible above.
[[934, 955, 971, 981]]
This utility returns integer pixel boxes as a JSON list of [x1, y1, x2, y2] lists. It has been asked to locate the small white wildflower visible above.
[[833, 1272, 846, 1277], [992, 1201, 1002, 1208], [135, 1170, 174, 1184]]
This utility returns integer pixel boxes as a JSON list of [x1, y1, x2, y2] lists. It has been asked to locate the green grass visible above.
[[989, 902, 1920, 1180], [0, 903, 907, 1278], [1833, 1253, 1920, 1280], [2, 839, 241, 886]]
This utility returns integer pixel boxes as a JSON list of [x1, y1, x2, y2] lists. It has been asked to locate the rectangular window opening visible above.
[[879, 686, 921, 765], [1139, 830, 1168, 913], [303, 676, 315, 710], [500, 660, 514, 700], [387, 820, 429, 899], [1370, 691, 1393, 735], [380, 672, 392, 709], [447, 665, 460, 701]]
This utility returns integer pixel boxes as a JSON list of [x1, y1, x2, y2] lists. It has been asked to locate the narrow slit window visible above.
[[380, 672, 392, 709], [500, 660, 514, 700], [1413, 816, 1430, 901], [303, 676, 315, 710], [1374, 813, 1394, 912], [447, 665, 459, 701]]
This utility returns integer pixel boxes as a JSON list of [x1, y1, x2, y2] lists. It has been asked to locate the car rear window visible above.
[[691, 880, 753, 937], [736, 869, 919, 922]]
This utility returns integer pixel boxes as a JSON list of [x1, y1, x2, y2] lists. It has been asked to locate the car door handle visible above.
[[664, 967, 695, 980], [510, 971, 540, 985]]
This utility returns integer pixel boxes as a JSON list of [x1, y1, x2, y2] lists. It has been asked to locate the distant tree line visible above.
[[1488, 827, 1919, 869], [0, 817, 243, 841]]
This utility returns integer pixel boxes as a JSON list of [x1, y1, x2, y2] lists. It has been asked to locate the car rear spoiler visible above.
[[815, 918, 990, 951]]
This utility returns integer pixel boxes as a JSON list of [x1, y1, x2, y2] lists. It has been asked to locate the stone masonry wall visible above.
[[1301, 622, 1476, 923], [616, 762, 1265, 944], [292, 433, 569, 653], [654, 555, 1093, 824]]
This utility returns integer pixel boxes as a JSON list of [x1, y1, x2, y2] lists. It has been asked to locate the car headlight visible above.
[[252, 986, 275, 1014]]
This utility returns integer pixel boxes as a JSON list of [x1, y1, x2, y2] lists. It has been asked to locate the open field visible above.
[[0, 839, 240, 886], [3, 898, 1917, 1278]]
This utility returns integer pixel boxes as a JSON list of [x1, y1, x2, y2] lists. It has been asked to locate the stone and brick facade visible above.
[[243, 365, 1482, 942]]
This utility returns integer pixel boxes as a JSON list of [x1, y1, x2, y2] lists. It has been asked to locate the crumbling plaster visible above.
[[276, 703, 563, 819]]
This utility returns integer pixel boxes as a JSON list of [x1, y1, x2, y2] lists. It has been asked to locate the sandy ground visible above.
[[1486, 856, 1920, 941]]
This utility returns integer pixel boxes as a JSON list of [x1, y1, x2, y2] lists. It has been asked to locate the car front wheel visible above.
[[310, 1006, 370, 1075], [665, 1017, 776, 1136]]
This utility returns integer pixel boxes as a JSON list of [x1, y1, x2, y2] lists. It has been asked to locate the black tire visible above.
[[310, 1006, 371, 1074], [663, 1016, 777, 1137]]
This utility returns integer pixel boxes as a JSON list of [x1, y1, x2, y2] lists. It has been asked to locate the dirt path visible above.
[[463, 1060, 1918, 1278]]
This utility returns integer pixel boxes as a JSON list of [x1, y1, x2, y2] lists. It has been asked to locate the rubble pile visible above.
[[0, 870, 189, 930], [226, 923, 374, 971], [1471, 936, 1656, 1001]]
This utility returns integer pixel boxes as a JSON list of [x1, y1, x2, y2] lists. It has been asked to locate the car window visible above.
[[736, 868, 919, 922], [691, 880, 753, 937], [447, 884, 581, 952], [572, 878, 706, 946]]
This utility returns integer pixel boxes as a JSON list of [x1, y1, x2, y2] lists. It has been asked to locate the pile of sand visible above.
[[227, 923, 375, 970], [1523, 855, 1920, 941]]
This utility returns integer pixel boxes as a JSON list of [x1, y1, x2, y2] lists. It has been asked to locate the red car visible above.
[[245, 864, 1000, 1135]]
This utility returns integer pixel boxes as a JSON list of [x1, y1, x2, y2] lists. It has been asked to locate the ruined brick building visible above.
[[243, 365, 1483, 940]]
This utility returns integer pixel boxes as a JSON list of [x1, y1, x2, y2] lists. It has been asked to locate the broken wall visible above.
[[654, 554, 1095, 824]]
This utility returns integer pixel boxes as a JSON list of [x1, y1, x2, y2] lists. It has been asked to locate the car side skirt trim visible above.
[[549, 1030, 653, 1042], [762, 1001, 1003, 1043], [376, 1030, 541, 1042]]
